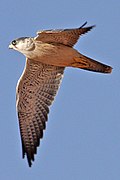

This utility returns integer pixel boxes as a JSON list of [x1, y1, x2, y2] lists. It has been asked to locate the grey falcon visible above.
[[9, 22, 112, 167]]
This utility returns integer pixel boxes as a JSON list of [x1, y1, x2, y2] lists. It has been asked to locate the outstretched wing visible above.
[[35, 22, 95, 47], [16, 58, 64, 167]]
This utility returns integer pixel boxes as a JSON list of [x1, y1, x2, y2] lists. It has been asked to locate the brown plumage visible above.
[[35, 22, 95, 47], [17, 60, 64, 166], [9, 22, 112, 167]]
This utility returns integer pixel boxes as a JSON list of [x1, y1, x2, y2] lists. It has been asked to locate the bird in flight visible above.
[[9, 22, 112, 167]]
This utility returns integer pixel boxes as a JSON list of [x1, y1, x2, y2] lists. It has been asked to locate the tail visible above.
[[71, 54, 112, 73]]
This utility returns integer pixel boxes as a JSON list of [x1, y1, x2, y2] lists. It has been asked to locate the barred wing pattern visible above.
[[16, 58, 64, 167], [35, 22, 95, 47]]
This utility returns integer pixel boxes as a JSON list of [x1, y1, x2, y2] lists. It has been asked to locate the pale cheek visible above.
[[17, 44, 27, 51]]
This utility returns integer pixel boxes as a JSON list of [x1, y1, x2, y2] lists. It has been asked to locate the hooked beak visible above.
[[9, 44, 13, 49]]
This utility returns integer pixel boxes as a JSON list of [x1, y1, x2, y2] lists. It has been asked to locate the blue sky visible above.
[[0, 0, 120, 179]]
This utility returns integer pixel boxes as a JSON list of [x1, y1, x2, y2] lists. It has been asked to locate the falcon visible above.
[[9, 22, 112, 167]]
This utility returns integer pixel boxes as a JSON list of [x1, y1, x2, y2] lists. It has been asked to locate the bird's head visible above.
[[9, 37, 35, 54]]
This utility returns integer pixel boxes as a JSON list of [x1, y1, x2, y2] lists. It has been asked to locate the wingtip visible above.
[[91, 24, 96, 28], [87, 24, 96, 31], [28, 162, 32, 167], [80, 21, 87, 28], [80, 22, 96, 29], [104, 66, 113, 74], [27, 156, 33, 167], [22, 151, 33, 167]]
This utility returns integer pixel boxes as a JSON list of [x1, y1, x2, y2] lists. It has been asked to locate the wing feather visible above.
[[35, 22, 95, 47], [17, 58, 64, 167]]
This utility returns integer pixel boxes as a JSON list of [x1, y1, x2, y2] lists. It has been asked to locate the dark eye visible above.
[[12, 40, 17, 45]]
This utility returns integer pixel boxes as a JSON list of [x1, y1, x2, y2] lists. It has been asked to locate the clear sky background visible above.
[[0, 0, 120, 179]]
